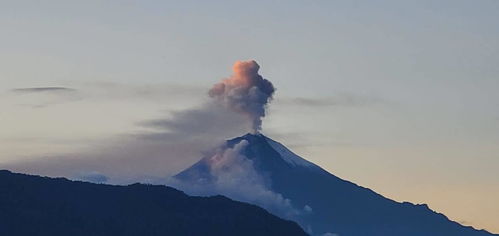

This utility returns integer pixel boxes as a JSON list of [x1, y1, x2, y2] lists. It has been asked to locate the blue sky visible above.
[[1, 0, 498, 232]]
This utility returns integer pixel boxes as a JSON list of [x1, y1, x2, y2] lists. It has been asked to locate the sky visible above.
[[1, 0, 498, 233]]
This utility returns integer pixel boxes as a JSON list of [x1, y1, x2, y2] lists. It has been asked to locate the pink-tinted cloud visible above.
[[209, 60, 275, 132]]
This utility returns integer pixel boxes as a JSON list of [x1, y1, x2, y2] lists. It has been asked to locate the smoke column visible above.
[[209, 60, 275, 133]]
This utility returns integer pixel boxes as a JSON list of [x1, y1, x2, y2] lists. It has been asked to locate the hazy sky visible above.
[[1, 0, 498, 233]]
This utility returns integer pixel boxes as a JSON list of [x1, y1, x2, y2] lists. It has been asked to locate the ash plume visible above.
[[209, 60, 275, 133]]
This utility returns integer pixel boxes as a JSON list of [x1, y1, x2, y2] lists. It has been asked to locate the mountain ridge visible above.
[[0, 169, 308, 236]]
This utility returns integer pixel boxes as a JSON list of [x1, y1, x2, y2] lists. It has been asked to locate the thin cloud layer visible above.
[[277, 94, 385, 107], [6, 86, 81, 108], [5, 83, 205, 108], [11, 87, 76, 93]]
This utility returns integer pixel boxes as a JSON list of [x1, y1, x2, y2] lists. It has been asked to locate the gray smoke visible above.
[[209, 60, 275, 133], [169, 139, 300, 219]]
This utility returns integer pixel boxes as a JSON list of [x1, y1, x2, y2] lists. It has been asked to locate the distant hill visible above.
[[175, 133, 497, 236], [0, 170, 307, 236]]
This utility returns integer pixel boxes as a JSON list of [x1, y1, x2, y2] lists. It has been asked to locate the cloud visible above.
[[209, 60, 275, 132], [7, 86, 81, 108], [75, 171, 108, 183], [277, 94, 384, 108], [303, 205, 313, 213], [6, 83, 205, 108], [11, 87, 76, 93]]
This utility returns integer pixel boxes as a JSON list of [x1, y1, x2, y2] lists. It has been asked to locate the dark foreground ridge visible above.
[[0, 170, 307, 236]]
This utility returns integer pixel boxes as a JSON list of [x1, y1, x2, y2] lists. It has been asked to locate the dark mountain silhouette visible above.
[[0, 170, 307, 236], [175, 133, 497, 236]]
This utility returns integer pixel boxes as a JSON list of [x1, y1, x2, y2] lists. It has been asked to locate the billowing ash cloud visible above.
[[209, 60, 275, 132]]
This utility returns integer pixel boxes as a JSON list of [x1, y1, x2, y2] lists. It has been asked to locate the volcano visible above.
[[174, 133, 496, 236]]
